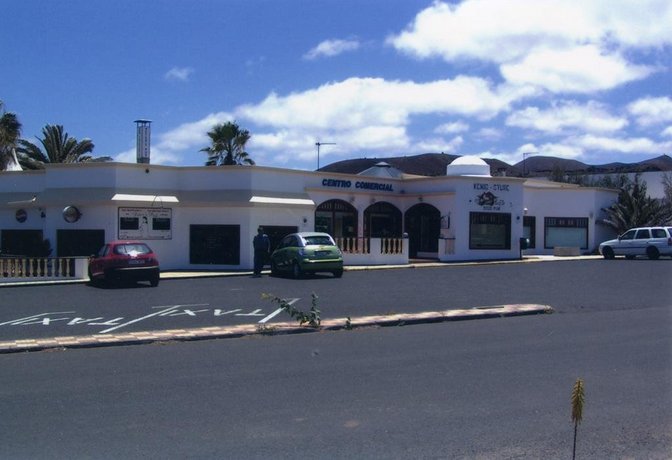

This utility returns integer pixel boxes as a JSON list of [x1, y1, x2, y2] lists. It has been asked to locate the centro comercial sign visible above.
[[322, 178, 394, 192]]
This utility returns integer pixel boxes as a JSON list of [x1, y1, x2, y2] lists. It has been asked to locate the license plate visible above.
[[315, 251, 329, 256], [128, 259, 145, 265]]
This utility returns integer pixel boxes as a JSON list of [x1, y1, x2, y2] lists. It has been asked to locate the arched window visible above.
[[315, 199, 357, 237], [363, 202, 402, 238]]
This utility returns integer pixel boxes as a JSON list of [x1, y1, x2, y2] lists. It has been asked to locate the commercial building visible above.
[[0, 156, 617, 269]]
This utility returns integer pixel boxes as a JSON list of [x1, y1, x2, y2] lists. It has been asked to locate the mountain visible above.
[[319, 153, 672, 177]]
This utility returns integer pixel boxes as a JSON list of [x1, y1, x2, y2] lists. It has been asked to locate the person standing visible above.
[[252, 226, 270, 277]]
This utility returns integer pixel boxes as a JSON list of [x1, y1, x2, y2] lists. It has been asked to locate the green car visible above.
[[270, 232, 344, 278]]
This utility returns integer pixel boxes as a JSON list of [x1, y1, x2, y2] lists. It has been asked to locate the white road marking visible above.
[[0, 312, 75, 326], [258, 298, 299, 324], [98, 306, 184, 334]]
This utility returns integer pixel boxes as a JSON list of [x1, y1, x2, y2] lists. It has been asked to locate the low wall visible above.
[[0, 257, 89, 283]]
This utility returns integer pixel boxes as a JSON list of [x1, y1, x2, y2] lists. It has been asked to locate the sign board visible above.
[[118, 207, 172, 240]]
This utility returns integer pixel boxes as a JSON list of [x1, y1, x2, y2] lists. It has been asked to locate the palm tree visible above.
[[200, 121, 255, 166], [601, 174, 671, 234], [16, 124, 111, 170], [0, 100, 22, 170]]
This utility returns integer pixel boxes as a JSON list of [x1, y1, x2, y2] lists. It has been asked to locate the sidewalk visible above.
[[0, 254, 602, 287]]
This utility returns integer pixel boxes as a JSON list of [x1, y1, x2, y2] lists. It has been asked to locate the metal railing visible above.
[[0, 257, 82, 280]]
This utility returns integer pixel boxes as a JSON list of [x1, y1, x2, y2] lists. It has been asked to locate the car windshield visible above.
[[114, 244, 152, 256], [303, 236, 334, 246]]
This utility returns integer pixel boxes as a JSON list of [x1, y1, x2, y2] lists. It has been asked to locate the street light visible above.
[[316, 142, 336, 170]]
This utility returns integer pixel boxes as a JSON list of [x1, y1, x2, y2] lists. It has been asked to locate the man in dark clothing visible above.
[[252, 227, 270, 277]]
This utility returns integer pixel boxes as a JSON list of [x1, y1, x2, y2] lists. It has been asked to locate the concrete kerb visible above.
[[0, 304, 553, 354]]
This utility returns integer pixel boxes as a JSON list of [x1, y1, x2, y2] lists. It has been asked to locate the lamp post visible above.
[[316, 142, 336, 170]]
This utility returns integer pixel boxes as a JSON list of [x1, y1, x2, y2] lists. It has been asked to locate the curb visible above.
[[0, 304, 553, 354]]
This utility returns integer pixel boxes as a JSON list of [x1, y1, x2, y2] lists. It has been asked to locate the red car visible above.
[[88, 241, 160, 286]]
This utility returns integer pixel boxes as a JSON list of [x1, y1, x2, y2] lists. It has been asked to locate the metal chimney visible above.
[[134, 119, 152, 164]]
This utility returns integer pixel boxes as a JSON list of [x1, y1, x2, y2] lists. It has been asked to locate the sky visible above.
[[2, 0, 672, 171]]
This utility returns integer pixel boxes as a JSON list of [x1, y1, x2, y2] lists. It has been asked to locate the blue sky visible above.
[[2, 0, 671, 170]]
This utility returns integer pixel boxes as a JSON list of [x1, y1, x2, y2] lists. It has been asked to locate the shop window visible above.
[[57, 229, 105, 257], [544, 217, 588, 249], [315, 199, 357, 238], [523, 216, 536, 249], [469, 212, 511, 250], [1, 229, 44, 256], [364, 202, 402, 238], [190, 225, 240, 265]]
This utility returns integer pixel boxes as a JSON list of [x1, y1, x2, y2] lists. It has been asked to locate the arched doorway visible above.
[[363, 201, 402, 238], [315, 199, 357, 238], [404, 203, 440, 258]]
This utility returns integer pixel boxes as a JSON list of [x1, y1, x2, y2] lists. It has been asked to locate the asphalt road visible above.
[[1, 296, 670, 459], [0, 259, 670, 340]]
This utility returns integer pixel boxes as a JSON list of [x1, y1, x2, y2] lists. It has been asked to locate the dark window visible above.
[[315, 199, 357, 238], [189, 225, 240, 265], [1, 230, 44, 257], [259, 226, 298, 252], [469, 212, 511, 250], [120, 217, 139, 230], [57, 230, 105, 257], [364, 202, 402, 238], [152, 218, 171, 231], [544, 217, 588, 249], [634, 229, 651, 239], [523, 216, 536, 249], [620, 230, 636, 240]]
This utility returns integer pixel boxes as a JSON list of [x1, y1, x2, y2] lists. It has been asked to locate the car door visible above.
[[633, 228, 651, 256], [615, 229, 636, 256], [273, 235, 293, 271], [89, 244, 110, 277]]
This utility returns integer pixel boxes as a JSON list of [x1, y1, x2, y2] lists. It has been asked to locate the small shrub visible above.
[[263, 292, 321, 328]]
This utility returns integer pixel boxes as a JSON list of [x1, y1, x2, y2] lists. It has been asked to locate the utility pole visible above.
[[316, 142, 336, 170]]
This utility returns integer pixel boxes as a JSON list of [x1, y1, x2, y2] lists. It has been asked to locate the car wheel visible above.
[[602, 246, 615, 259], [270, 260, 279, 276], [292, 261, 303, 279], [646, 246, 660, 260], [332, 269, 343, 278], [149, 273, 160, 287]]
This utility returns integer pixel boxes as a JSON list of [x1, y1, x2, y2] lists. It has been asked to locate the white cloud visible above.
[[303, 39, 360, 60], [387, 0, 669, 93], [500, 45, 653, 93], [164, 67, 194, 82], [237, 76, 524, 130], [627, 97, 672, 126], [662, 126, 672, 138], [477, 128, 503, 141], [507, 101, 628, 134], [567, 134, 672, 154], [413, 136, 464, 154], [434, 121, 469, 134]]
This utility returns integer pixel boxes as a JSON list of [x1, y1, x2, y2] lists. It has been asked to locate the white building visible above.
[[0, 156, 618, 269]]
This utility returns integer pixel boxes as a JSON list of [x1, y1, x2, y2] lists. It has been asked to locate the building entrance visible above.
[[364, 202, 402, 238], [404, 203, 440, 258]]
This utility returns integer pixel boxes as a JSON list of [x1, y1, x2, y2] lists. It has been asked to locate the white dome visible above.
[[446, 155, 491, 177]]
